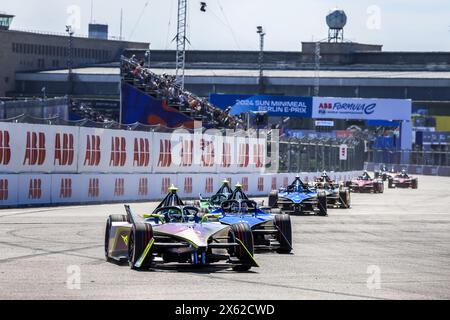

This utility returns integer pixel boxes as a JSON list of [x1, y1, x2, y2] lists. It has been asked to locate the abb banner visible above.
[[78, 127, 153, 173], [0, 171, 363, 207], [0, 123, 267, 174], [0, 123, 78, 173]]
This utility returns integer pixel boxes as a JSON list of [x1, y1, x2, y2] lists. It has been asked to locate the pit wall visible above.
[[0, 122, 362, 207], [365, 163, 450, 177]]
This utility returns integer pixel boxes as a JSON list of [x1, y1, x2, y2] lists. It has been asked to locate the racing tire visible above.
[[128, 223, 154, 270], [317, 192, 328, 216], [376, 182, 384, 194], [388, 178, 394, 189], [274, 214, 292, 254], [104, 214, 127, 261], [268, 190, 279, 208], [374, 172, 380, 179], [411, 179, 418, 189], [229, 223, 254, 272], [339, 189, 351, 209]]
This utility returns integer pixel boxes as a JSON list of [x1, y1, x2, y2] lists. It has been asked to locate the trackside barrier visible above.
[[0, 171, 363, 207], [0, 122, 266, 174]]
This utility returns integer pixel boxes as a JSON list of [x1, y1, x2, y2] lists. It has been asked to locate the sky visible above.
[[2, 0, 450, 51]]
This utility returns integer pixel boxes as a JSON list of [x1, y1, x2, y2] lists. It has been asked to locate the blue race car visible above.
[[211, 184, 293, 253], [268, 176, 328, 216]]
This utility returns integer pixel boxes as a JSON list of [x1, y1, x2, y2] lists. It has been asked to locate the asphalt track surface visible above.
[[0, 174, 449, 300]]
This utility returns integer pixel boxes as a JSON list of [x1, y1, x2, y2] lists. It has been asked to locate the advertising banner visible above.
[[313, 97, 411, 121], [0, 175, 19, 206], [0, 123, 79, 174], [210, 94, 313, 118]]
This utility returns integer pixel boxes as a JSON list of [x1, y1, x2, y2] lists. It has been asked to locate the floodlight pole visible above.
[[175, 0, 188, 90], [66, 25, 75, 95], [257, 26, 265, 94]]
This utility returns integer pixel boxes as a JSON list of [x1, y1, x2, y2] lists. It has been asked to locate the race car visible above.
[[345, 171, 384, 193], [374, 165, 393, 182], [211, 184, 293, 253], [104, 186, 258, 271], [268, 176, 328, 216], [198, 180, 234, 213], [312, 172, 351, 209], [388, 170, 418, 189]]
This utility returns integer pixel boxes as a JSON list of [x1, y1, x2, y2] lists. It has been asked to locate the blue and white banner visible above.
[[313, 97, 411, 121], [210, 94, 313, 118]]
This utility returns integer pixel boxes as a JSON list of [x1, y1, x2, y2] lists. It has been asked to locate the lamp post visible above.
[[256, 26, 265, 94], [66, 25, 74, 95]]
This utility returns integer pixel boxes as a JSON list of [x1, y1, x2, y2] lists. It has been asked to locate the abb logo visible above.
[[158, 140, 172, 167], [184, 177, 193, 194], [253, 144, 264, 168], [23, 132, 46, 166], [28, 178, 42, 200], [257, 177, 264, 192], [271, 177, 277, 190], [0, 131, 11, 165], [88, 178, 100, 198], [238, 143, 249, 168], [84, 135, 101, 166], [205, 177, 214, 194], [319, 103, 333, 109], [283, 177, 289, 188], [242, 177, 249, 192], [222, 143, 232, 168], [138, 178, 148, 196], [180, 139, 193, 167], [54, 133, 74, 166], [134, 138, 150, 167], [0, 179, 8, 201], [110, 137, 126, 167], [201, 139, 215, 167], [114, 178, 125, 197], [59, 178, 72, 199], [161, 177, 171, 194]]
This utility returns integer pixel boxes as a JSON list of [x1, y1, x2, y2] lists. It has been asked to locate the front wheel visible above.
[[317, 192, 328, 216], [268, 190, 279, 208], [229, 223, 254, 271], [339, 189, 351, 208], [128, 223, 154, 270], [411, 179, 418, 189], [274, 214, 292, 253]]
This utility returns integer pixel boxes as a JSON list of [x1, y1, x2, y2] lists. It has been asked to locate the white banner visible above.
[[313, 97, 411, 121], [0, 123, 79, 173]]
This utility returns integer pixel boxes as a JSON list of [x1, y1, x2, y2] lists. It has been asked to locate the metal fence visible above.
[[367, 149, 450, 167], [278, 137, 365, 173]]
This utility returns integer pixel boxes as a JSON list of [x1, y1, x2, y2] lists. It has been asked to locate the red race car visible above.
[[388, 170, 418, 189], [346, 171, 384, 193]]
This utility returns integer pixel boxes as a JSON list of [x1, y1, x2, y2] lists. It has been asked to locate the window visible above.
[[12, 43, 16, 53]]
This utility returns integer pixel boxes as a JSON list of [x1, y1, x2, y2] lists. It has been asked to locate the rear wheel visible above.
[[104, 214, 127, 261], [376, 182, 384, 193], [128, 223, 154, 270], [388, 178, 394, 189], [317, 192, 328, 216], [268, 190, 279, 208], [229, 223, 254, 271], [339, 189, 351, 208], [274, 214, 292, 253]]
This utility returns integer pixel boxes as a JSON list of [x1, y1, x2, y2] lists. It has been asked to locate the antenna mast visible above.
[[175, 0, 188, 90]]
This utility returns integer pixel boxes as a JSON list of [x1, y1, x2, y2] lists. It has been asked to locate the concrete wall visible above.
[[0, 29, 148, 96]]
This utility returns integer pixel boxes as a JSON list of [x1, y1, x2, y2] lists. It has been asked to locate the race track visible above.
[[0, 175, 449, 300]]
